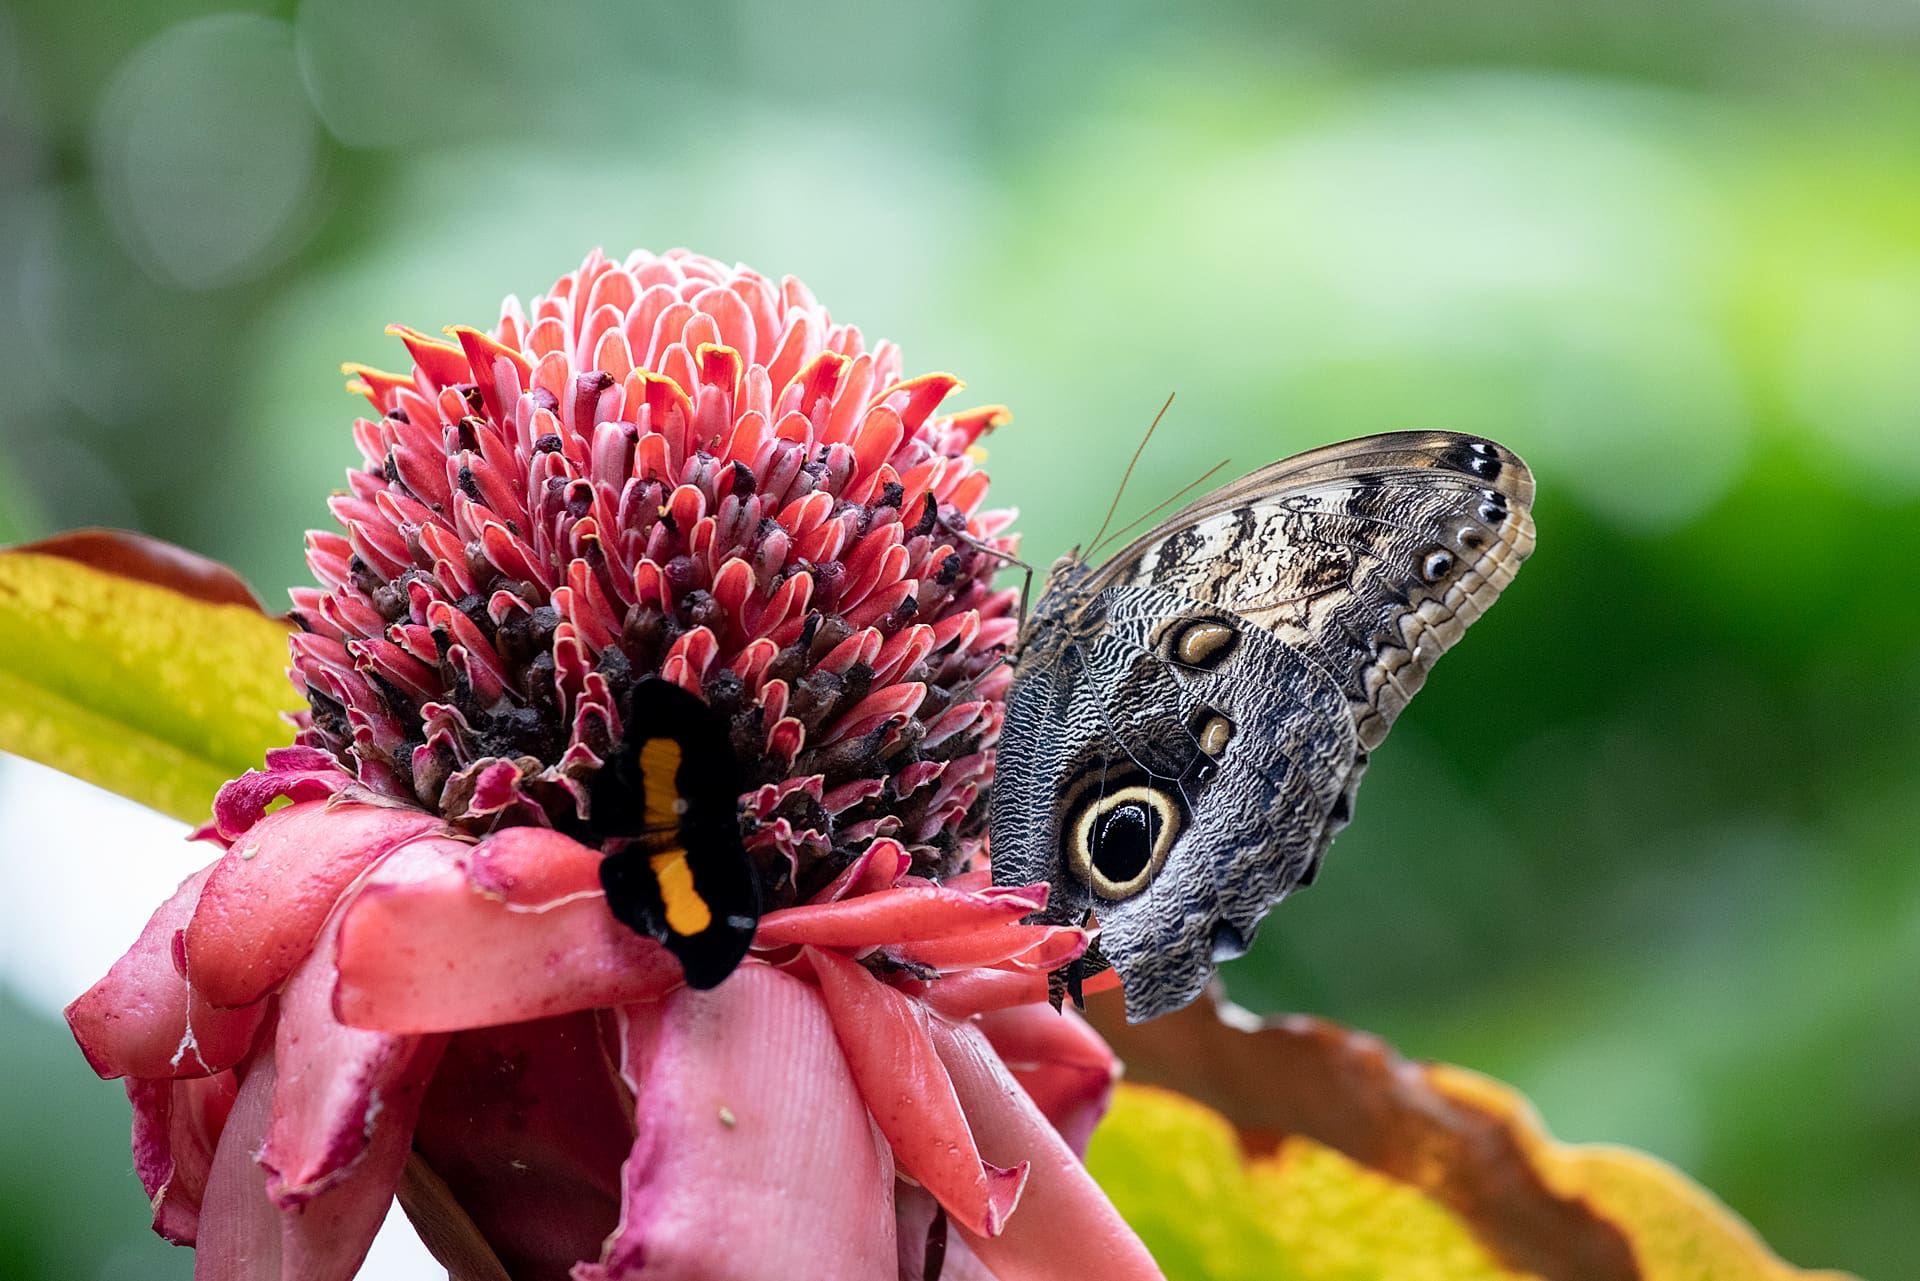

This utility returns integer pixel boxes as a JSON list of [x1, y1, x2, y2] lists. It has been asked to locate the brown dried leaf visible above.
[[18, 528, 267, 611]]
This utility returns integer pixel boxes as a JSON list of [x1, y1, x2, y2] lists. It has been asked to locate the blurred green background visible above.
[[2, 1, 1917, 1278]]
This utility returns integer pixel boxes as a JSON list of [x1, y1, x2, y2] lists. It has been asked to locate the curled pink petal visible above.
[[277, 1058, 443, 1281], [66, 866, 266, 1080], [581, 965, 897, 1280], [129, 1069, 238, 1245], [211, 747, 353, 841], [186, 799, 445, 1009], [754, 883, 1047, 950], [334, 835, 681, 1033], [977, 1004, 1119, 1158], [262, 914, 447, 1205], [810, 948, 1027, 1237], [809, 838, 913, 904], [930, 1018, 1165, 1281]]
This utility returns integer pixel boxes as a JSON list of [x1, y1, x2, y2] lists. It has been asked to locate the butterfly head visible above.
[[1042, 550, 1095, 596]]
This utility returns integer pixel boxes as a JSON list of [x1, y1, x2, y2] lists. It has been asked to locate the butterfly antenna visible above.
[[1086, 457, 1231, 559], [1087, 392, 1176, 553], [948, 526, 1036, 623]]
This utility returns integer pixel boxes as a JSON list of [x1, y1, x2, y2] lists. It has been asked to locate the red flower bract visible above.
[[65, 249, 1162, 1281], [305, 248, 1014, 874]]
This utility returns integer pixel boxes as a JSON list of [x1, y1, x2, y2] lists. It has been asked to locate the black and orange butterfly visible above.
[[592, 678, 760, 988]]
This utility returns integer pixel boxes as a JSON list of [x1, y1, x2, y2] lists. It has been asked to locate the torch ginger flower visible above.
[[64, 249, 1162, 1281]]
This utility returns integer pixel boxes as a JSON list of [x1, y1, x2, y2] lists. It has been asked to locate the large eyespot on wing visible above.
[[592, 678, 760, 989], [1057, 589, 1363, 1023], [1064, 775, 1185, 899], [1090, 432, 1535, 751]]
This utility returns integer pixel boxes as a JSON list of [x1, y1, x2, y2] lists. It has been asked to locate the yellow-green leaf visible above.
[[0, 531, 300, 823], [1086, 989, 1858, 1281], [1091, 1085, 1529, 1281], [1085, 1082, 1306, 1281]]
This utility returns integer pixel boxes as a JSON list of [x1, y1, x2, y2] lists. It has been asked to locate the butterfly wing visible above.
[[994, 586, 1361, 1020], [593, 678, 760, 988], [991, 432, 1535, 1021], [1088, 431, 1535, 749]]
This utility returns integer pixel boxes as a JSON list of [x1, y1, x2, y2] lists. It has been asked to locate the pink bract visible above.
[[66, 249, 1161, 1281]]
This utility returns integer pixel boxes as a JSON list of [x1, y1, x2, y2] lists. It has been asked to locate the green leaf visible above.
[[0, 531, 300, 824]]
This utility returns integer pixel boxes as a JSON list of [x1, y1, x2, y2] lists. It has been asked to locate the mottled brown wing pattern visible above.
[[1090, 433, 1536, 749], [989, 431, 1535, 1022], [993, 586, 1361, 1021]]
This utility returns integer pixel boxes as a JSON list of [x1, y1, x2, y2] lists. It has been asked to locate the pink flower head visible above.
[[66, 249, 1161, 1280]]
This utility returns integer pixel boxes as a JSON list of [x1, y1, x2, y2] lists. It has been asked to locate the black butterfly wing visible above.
[[593, 679, 759, 989]]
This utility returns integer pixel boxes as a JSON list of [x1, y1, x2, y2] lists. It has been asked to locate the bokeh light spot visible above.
[[1788, 268, 1920, 497], [91, 14, 319, 289]]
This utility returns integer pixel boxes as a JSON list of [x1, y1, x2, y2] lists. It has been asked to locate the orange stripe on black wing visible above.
[[593, 678, 759, 989], [638, 738, 687, 833]]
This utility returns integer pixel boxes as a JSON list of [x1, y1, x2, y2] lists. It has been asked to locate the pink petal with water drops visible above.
[[976, 1003, 1119, 1158], [66, 866, 265, 1080], [579, 965, 896, 1281], [261, 912, 446, 1205], [332, 830, 681, 1033], [186, 798, 444, 1009]]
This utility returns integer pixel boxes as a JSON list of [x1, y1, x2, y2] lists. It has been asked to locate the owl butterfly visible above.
[[989, 432, 1536, 1022]]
